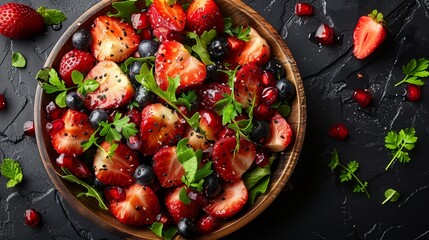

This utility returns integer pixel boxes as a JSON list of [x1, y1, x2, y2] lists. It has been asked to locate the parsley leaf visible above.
[[214, 68, 242, 125], [329, 149, 370, 198], [71, 70, 99, 96], [38, 68, 70, 108], [37, 6, 67, 25], [177, 90, 197, 110], [395, 58, 429, 87], [0, 158, 23, 188], [11, 52, 26, 68], [384, 127, 418, 170], [382, 188, 400, 205], [149, 222, 178, 240], [107, 0, 139, 23], [224, 19, 251, 42], [187, 30, 217, 65]]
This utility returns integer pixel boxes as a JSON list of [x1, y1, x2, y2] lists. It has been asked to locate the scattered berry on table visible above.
[[294, 3, 314, 16], [406, 84, 421, 102], [315, 23, 334, 45], [24, 209, 41, 228], [328, 123, 349, 140], [23, 120, 35, 136], [0, 94, 6, 110], [352, 89, 372, 107]]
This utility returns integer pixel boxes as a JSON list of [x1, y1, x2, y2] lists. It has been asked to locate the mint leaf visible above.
[[149, 222, 163, 238], [179, 187, 191, 205], [107, 0, 139, 23], [37, 6, 67, 25], [0, 158, 23, 188], [11, 52, 26, 68], [55, 90, 68, 108]]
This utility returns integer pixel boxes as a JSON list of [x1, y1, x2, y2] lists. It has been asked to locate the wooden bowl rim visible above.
[[34, 0, 307, 239]]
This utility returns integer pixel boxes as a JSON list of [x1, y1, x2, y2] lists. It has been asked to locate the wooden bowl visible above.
[[34, 0, 306, 239]]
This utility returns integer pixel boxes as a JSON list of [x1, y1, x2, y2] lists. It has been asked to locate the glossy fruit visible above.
[[315, 23, 334, 45], [46, 119, 65, 136], [128, 61, 143, 85], [352, 89, 372, 107], [88, 109, 109, 129], [24, 209, 41, 227], [262, 87, 279, 106], [265, 59, 285, 80], [165, 186, 200, 224], [45, 101, 64, 120], [196, 83, 231, 110], [264, 113, 293, 152], [197, 214, 217, 234], [217, 126, 236, 139], [104, 186, 126, 202], [152, 146, 185, 187], [134, 164, 155, 186], [204, 180, 248, 218], [90, 16, 140, 62], [93, 142, 139, 186], [208, 36, 229, 61], [255, 149, 270, 167], [138, 39, 160, 57], [134, 85, 156, 108], [406, 84, 421, 102], [59, 49, 97, 87], [148, 0, 186, 32], [260, 69, 276, 87], [0, 3, 44, 39], [72, 28, 92, 50], [353, 10, 386, 59], [186, 0, 224, 35], [65, 92, 84, 110], [152, 27, 185, 42], [294, 3, 314, 16], [23, 120, 35, 136], [234, 63, 263, 108], [199, 110, 222, 141], [232, 27, 271, 66], [156, 213, 173, 227], [276, 78, 295, 102], [251, 120, 271, 144], [131, 12, 150, 30], [177, 217, 198, 239], [253, 103, 274, 121], [202, 174, 221, 199], [126, 108, 141, 126], [183, 127, 210, 150], [55, 154, 92, 179], [0, 94, 6, 110], [126, 135, 142, 151], [155, 41, 207, 91], [328, 123, 349, 140]]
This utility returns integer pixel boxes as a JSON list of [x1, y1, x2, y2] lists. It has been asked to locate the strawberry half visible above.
[[212, 136, 256, 182], [90, 15, 140, 62], [93, 142, 139, 186], [264, 113, 293, 152], [148, 0, 186, 32], [353, 10, 386, 59], [165, 186, 200, 224], [233, 27, 271, 66], [109, 183, 161, 226], [50, 109, 94, 156], [155, 41, 207, 91], [204, 179, 248, 218], [59, 49, 97, 87], [183, 127, 210, 150], [186, 0, 224, 35], [83, 61, 135, 110], [234, 63, 263, 109], [0, 3, 44, 39], [140, 103, 184, 156], [195, 83, 231, 110], [199, 110, 222, 141], [152, 146, 185, 187]]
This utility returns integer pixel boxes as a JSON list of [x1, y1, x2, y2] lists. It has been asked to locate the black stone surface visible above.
[[1, 0, 428, 239]]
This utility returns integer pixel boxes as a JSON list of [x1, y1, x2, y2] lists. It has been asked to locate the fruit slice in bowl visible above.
[[34, 0, 306, 239]]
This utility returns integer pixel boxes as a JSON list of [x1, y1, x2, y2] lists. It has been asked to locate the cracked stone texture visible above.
[[0, 0, 428, 239]]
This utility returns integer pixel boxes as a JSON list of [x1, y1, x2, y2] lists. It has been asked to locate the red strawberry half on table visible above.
[[186, 0, 224, 35], [0, 3, 45, 39], [353, 9, 386, 59]]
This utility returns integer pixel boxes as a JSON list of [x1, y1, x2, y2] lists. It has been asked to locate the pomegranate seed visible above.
[[260, 70, 276, 87], [140, 28, 152, 40], [156, 213, 173, 227], [197, 214, 217, 234], [131, 12, 150, 30], [254, 104, 274, 120], [23, 120, 35, 136], [255, 150, 270, 167], [104, 186, 126, 202], [56, 154, 92, 179], [217, 126, 235, 139], [127, 135, 142, 150], [328, 123, 349, 140], [406, 84, 421, 102], [45, 101, 65, 120], [46, 119, 65, 136], [0, 94, 6, 110], [352, 89, 372, 107], [295, 3, 314, 16], [126, 108, 141, 126], [24, 209, 41, 227], [262, 87, 279, 106], [315, 24, 334, 45]]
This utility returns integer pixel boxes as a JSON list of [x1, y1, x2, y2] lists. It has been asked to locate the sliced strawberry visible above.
[[165, 186, 200, 224], [203, 180, 248, 218], [234, 63, 263, 109], [152, 146, 185, 187], [195, 83, 230, 110], [83, 61, 135, 110], [90, 15, 140, 62], [199, 110, 222, 141], [226, 35, 245, 56], [59, 49, 97, 87], [186, 0, 224, 35], [155, 41, 206, 91], [353, 10, 386, 59], [233, 27, 271, 66], [212, 136, 256, 182], [140, 103, 184, 156], [183, 127, 210, 150], [50, 109, 94, 156], [109, 183, 161, 226], [148, 0, 186, 32], [264, 113, 293, 152], [93, 142, 139, 186]]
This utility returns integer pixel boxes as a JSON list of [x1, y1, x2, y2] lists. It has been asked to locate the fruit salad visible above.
[[37, 0, 296, 238]]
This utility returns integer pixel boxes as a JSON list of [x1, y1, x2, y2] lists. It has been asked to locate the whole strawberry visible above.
[[0, 3, 45, 39]]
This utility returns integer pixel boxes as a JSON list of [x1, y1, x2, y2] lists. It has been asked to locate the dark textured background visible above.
[[1, 0, 429, 239]]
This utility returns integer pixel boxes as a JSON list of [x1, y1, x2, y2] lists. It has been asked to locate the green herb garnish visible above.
[[149, 222, 178, 240], [11, 52, 26, 68], [384, 128, 418, 170], [107, 0, 139, 23], [37, 6, 67, 25], [0, 158, 23, 188], [395, 58, 429, 87], [382, 188, 400, 205], [223, 18, 251, 41], [187, 29, 217, 65]]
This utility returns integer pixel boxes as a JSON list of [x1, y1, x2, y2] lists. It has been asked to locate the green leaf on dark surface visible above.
[[11, 52, 26, 68], [37, 6, 67, 25], [0, 158, 23, 188], [382, 188, 400, 205]]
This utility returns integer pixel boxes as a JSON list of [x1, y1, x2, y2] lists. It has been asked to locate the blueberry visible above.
[[134, 164, 155, 185], [208, 37, 229, 61], [250, 120, 271, 144], [65, 92, 84, 110], [134, 85, 156, 108], [138, 39, 160, 57], [177, 218, 198, 239], [205, 64, 218, 82], [265, 59, 285, 80], [88, 109, 109, 129], [203, 174, 221, 199], [72, 29, 92, 50], [275, 78, 295, 102], [128, 61, 142, 86]]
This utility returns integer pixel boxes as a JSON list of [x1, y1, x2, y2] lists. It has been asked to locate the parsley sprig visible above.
[[214, 68, 242, 125], [395, 58, 429, 87], [223, 18, 251, 41], [187, 29, 217, 65], [384, 128, 418, 170], [0, 158, 23, 188], [329, 149, 370, 198]]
